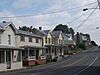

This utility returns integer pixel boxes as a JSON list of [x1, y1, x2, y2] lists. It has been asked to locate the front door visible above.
[[6, 51, 11, 69], [36, 50, 39, 59]]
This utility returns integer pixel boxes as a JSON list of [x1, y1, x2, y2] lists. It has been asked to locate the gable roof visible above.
[[0, 22, 42, 38], [16, 30, 42, 38], [52, 31, 63, 38], [43, 30, 51, 34], [32, 28, 47, 36], [0, 22, 18, 33]]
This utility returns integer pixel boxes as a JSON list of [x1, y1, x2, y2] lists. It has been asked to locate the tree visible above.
[[19, 26, 33, 32], [53, 24, 70, 33], [91, 41, 98, 46], [85, 34, 91, 41], [69, 28, 75, 39]]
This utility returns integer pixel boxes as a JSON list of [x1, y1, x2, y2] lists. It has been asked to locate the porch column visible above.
[[11, 51, 13, 63], [50, 47, 52, 54], [20, 51, 22, 61], [28, 48, 30, 59], [5, 51, 6, 63], [35, 49, 36, 59]]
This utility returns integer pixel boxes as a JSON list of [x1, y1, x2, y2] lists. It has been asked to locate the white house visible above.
[[15, 29, 47, 66], [0, 21, 23, 72], [52, 31, 65, 61]]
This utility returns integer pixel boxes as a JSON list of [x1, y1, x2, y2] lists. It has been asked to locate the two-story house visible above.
[[0, 21, 23, 72], [15, 29, 47, 66], [52, 31, 65, 60], [43, 30, 55, 62], [32, 28, 54, 62]]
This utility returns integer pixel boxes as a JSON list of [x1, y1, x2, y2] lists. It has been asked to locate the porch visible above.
[[20, 45, 47, 66], [0, 45, 23, 72], [45, 45, 65, 62]]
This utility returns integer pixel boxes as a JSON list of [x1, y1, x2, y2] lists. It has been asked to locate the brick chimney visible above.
[[39, 27, 42, 30], [3, 21, 6, 23]]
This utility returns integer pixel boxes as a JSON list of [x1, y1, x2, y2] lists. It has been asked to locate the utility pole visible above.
[[97, 0, 100, 9]]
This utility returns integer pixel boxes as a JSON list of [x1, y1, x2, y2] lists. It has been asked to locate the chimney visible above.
[[39, 27, 42, 30], [3, 21, 6, 23]]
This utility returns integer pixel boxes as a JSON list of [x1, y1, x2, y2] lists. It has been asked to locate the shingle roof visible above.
[[0, 22, 42, 38], [0, 22, 18, 32], [52, 31, 62, 38], [16, 30, 42, 38], [32, 28, 47, 36], [43, 30, 51, 34]]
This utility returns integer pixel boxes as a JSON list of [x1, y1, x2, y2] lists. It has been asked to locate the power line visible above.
[[67, 2, 97, 11], [67, 11, 90, 24], [0, 2, 97, 19], [76, 6, 98, 31]]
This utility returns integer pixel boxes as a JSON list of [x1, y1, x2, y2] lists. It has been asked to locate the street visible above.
[[0, 47, 100, 75]]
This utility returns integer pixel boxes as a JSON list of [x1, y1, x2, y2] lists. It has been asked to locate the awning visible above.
[[45, 44, 68, 48], [0, 45, 23, 50], [20, 45, 47, 49]]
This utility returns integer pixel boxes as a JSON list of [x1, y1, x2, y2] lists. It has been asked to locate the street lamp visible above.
[[83, 8, 99, 11]]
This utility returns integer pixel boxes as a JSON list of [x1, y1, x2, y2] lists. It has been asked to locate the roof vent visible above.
[[3, 21, 6, 23]]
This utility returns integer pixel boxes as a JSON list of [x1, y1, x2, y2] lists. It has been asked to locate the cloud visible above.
[[0, 10, 25, 28], [12, 0, 36, 8], [0, 0, 100, 44]]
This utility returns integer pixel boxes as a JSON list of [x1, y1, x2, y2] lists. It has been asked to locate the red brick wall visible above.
[[35, 59, 46, 65], [23, 60, 35, 66]]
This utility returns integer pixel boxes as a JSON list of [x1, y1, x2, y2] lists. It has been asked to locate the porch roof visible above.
[[20, 45, 47, 49], [0, 45, 23, 50], [45, 44, 68, 48]]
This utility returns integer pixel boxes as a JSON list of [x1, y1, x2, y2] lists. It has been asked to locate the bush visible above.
[[78, 43, 86, 50]]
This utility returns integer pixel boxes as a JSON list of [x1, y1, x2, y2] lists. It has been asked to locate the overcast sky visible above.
[[0, 0, 100, 44]]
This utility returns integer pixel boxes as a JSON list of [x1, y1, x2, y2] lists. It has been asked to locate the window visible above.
[[20, 35, 25, 41], [52, 39, 54, 44], [8, 35, 11, 45], [45, 37, 47, 43], [48, 38, 50, 44], [0, 51, 5, 63], [52, 49, 54, 53], [36, 38, 39, 43], [0, 35, 1, 44], [29, 37, 32, 42], [59, 39, 62, 44]]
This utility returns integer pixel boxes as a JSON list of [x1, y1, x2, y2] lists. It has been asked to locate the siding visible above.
[[1, 26, 15, 46], [15, 35, 42, 47]]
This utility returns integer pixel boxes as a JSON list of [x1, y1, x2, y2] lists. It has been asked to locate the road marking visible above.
[[30, 56, 87, 75], [73, 56, 98, 75], [64, 56, 87, 67]]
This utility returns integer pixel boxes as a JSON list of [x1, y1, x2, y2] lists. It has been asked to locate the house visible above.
[[33, 28, 65, 61], [63, 33, 76, 55], [52, 31, 65, 60], [0, 21, 23, 71], [32, 28, 55, 62], [15, 29, 47, 66], [75, 32, 91, 49], [43, 30, 55, 62]]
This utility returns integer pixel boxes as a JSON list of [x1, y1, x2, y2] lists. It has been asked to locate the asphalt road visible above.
[[0, 47, 100, 75]]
